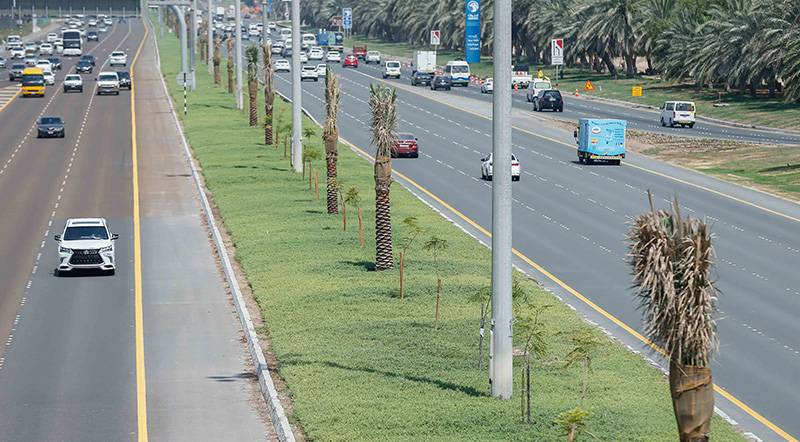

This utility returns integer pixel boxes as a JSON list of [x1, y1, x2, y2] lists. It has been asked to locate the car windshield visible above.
[[13, 64, 24, 70], [112, 52, 124, 57], [99, 74, 117, 81], [534, 81, 551, 89], [22, 75, 44, 86], [397, 134, 415, 141], [66, 75, 80, 80], [41, 117, 62, 124], [118, 72, 130, 79], [64, 226, 108, 241], [387, 62, 400, 68], [451, 65, 469, 73], [676, 102, 695, 111], [543, 91, 560, 99]]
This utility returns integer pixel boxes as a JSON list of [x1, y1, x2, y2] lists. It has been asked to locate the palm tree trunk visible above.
[[226, 39, 234, 94], [358, 207, 364, 248], [213, 38, 222, 86], [669, 360, 713, 442], [374, 154, 393, 270], [261, 42, 274, 146], [324, 131, 338, 214], [399, 250, 405, 299], [601, 52, 617, 79], [248, 77, 258, 126]]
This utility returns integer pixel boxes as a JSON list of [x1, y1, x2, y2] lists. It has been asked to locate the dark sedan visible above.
[[117, 71, 131, 89], [47, 57, 62, 70], [533, 89, 564, 112], [37, 116, 65, 138], [75, 60, 93, 73], [430, 75, 452, 91], [410, 71, 432, 86], [80, 54, 96, 66], [9, 63, 26, 81]]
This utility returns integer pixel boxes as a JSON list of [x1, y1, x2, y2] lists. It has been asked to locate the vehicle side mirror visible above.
[[480, 157, 487, 162], [573, 129, 578, 139], [111, 233, 119, 240], [54, 234, 61, 241]]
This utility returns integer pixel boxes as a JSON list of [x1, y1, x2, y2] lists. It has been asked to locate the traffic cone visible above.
[[574, 88, 579, 96], [514, 83, 519, 92]]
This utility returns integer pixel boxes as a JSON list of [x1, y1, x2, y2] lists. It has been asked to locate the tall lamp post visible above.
[[290, 0, 302, 173], [207, 0, 213, 75], [234, 0, 243, 110], [490, 0, 513, 399]]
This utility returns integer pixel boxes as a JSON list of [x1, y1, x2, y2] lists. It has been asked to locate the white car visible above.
[[365, 51, 381, 64], [481, 153, 521, 181], [46, 32, 58, 43], [35, 59, 53, 72], [300, 65, 319, 81], [96, 71, 120, 95], [271, 41, 284, 54], [382, 60, 402, 79], [316, 64, 327, 77], [268, 22, 276, 32], [109, 51, 127, 67], [481, 77, 494, 94], [43, 71, 55, 85], [299, 52, 308, 63], [88, 19, 97, 27], [274, 59, 290, 72], [326, 51, 341, 63], [39, 43, 53, 55], [10, 45, 25, 59], [104, 18, 113, 26], [63, 74, 84, 93], [308, 47, 324, 61], [98, 25, 108, 33], [24, 55, 37, 67], [54, 218, 119, 276]]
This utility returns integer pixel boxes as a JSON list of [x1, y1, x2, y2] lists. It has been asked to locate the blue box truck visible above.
[[574, 118, 626, 165]]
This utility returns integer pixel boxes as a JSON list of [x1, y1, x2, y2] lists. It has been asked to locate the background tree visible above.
[[629, 194, 719, 442], [213, 36, 222, 86], [226, 38, 235, 94], [515, 303, 549, 423], [303, 147, 322, 190], [261, 41, 275, 145], [422, 236, 448, 327], [323, 71, 341, 214], [554, 407, 591, 442], [398, 216, 424, 300], [368, 85, 398, 271], [344, 187, 364, 247], [245, 45, 259, 126], [563, 330, 603, 404]]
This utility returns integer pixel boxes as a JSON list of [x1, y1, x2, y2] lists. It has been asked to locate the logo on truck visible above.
[[591, 126, 601, 134]]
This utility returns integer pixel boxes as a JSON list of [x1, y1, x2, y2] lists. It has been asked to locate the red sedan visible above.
[[343, 54, 359, 68], [391, 133, 419, 158]]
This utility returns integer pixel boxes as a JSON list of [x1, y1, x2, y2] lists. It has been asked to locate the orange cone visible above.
[[574, 88, 579, 96]]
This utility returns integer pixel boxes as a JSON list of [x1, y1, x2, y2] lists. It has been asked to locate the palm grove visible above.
[[301, 0, 800, 101]]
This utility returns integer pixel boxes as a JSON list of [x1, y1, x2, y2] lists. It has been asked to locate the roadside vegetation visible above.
[[305, 0, 799, 129], [154, 18, 744, 441]]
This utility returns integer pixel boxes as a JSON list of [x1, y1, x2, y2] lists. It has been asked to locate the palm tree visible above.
[[261, 41, 275, 145], [323, 71, 341, 214], [246, 45, 259, 126], [226, 38, 235, 94], [369, 84, 398, 271], [579, 0, 641, 78], [213, 36, 222, 86], [628, 194, 719, 442]]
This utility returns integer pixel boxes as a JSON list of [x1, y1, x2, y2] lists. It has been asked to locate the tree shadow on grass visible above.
[[340, 260, 376, 271]]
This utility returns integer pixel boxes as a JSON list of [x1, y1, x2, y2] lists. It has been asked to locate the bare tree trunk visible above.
[[477, 304, 486, 368], [374, 154, 393, 270], [314, 171, 319, 200], [399, 250, 405, 299], [434, 278, 442, 327], [342, 201, 347, 231], [213, 37, 221, 85], [567, 425, 576, 442], [601, 52, 617, 79], [248, 77, 258, 126], [262, 42, 274, 146], [226, 39, 234, 94], [324, 130, 339, 214], [526, 358, 531, 423], [358, 207, 364, 248]]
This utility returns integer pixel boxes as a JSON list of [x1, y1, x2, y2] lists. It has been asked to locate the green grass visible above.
[[343, 35, 800, 130], [153, 20, 744, 441]]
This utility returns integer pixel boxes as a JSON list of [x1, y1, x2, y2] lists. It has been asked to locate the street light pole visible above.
[[234, 0, 243, 110], [490, 0, 513, 400], [290, 0, 302, 173], [190, 0, 197, 71], [262, 1, 268, 43], [207, 0, 213, 75]]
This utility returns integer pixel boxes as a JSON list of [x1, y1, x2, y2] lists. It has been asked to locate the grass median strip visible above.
[[154, 28, 744, 441]]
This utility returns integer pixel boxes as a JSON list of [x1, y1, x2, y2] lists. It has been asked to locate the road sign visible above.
[[342, 8, 352, 30], [330, 15, 342, 27], [632, 85, 643, 97], [464, 0, 481, 63], [430, 30, 441, 46], [584, 80, 594, 91], [551, 38, 564, 66]]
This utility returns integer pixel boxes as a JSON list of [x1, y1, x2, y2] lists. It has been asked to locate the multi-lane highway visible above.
[[0, 18, 270, 440], [264, 27, 800, 441]]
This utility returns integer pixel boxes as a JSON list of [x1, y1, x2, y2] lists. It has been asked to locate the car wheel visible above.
[[689, 123, 695, 128], [669, 119, 674, 127], [558, 107, 563, 112], [585, 157, 594, 165], [513, 176, 520, 182], [446, 87, 451, 91], [660, 118, 666, 127], [578, 154, 584, 164], [612, 160, 621, 166], [487, 174, 492, 181], [412, 153, 419, 158], [107, 269, 116, 276]]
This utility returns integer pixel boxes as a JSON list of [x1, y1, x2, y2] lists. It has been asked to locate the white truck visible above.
[[512, 64, 532, 88], [412, 50, 436, 74], [215, 6, 225, 21]]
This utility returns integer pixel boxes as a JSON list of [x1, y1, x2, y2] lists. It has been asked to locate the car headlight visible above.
[[59, 246, 72, 253], [100, 246, 113, 253]]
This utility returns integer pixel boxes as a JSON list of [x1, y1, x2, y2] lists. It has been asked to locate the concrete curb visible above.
[[148, 18, 296, 442]]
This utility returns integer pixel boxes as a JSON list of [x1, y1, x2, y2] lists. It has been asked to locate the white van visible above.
[[444, 60, 470, 86], [279, 28, 292, 41], [301, 33, 317, 49], [526, 78, 552, 102], [660, 101, 696, 128]]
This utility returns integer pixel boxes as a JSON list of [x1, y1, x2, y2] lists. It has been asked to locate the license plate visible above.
[[591, 155, 622, 160]]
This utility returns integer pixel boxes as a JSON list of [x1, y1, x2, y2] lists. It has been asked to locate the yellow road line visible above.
[[356, 70, 800, 224], [337, 135, 797, 442], [130, 19, 149, 442], [0, 88, 21, 113]]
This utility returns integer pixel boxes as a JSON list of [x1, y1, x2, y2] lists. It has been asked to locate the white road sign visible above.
[[430, 30, 441, 46], [551, 38, 564, 65], [342, 8, 352, 30]]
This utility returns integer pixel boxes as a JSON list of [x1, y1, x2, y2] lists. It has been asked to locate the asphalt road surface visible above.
[[0, 19, 271, 440], [266, 29, 800, 441]]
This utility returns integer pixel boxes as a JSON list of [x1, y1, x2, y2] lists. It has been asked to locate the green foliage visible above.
[[554, 407, 591, 440], [343, 186, 361, 208]]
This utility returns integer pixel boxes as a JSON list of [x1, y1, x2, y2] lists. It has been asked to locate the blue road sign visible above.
[[342, 8, 352, 30], [465, 0, 481, 63]]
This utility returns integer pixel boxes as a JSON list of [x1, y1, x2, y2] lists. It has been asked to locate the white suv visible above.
[[96, 71, 120, 95], [63, 74, 84, 93], [54, 218, 118, 275], [365, 51, 381, 64], [109, 51, 127, 67]]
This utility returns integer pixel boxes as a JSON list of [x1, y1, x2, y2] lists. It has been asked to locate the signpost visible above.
[[551, 38, 564, 80], [342, 7, 352, 38], [632, 85, 643, 97], [430, 30, 441, 46], [464, 0, 481, 63]]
